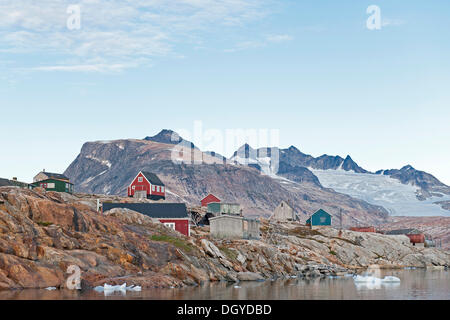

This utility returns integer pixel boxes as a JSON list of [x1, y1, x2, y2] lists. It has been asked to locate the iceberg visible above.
[[94, 283, 142, 294], [353, 275, 401, 289]]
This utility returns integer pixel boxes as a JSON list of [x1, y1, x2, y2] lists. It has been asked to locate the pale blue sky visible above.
[[1, 0, 449, 184]]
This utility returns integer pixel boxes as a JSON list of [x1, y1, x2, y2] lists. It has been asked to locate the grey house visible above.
[[209, 215, 260, 240]]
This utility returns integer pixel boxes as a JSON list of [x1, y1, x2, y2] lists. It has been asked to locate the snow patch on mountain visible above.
[[310, 169, 450, 217], [85, 155, 112, 168]]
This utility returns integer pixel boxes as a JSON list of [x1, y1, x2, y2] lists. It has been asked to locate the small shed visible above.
[[207, 202, 241, 216], [306, 209, 332, 228], [269, 201, 297, 222], [209, 215, 260, 240], [385, 228, 425, 246], [201, 194, 221, 207]]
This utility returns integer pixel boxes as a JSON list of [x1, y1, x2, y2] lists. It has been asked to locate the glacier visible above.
[[310, 169, 450, 217]]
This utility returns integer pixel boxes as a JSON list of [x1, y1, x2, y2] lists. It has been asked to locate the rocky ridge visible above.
[[0, 187, 448, 290]]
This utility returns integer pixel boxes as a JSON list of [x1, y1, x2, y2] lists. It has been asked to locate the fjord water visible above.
[[1, 269, 448, 300]]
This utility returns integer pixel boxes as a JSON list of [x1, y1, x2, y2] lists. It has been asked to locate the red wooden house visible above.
[[201, 194, 221, 207], [102, 203, 190, 236], [128, 171, 165, 200]]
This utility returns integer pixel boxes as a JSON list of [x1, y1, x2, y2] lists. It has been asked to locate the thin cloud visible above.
[[382, 18, 406, 27], [266, 34, 293, 43], [225, 33, 293, 52], [0, 0, 275, 73]]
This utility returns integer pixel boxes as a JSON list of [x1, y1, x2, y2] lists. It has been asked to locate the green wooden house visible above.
[[306, 209, 332, 227], [207, 202, 241, 216], [32, 171, 74, 193]]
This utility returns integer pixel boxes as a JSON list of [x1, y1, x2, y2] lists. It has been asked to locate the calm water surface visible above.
[[1, 269, 449, 300]]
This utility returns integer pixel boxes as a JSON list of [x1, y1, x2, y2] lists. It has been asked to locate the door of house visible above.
[[134, 191, 146, 199]]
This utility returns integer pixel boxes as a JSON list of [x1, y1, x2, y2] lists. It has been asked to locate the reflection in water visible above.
[[0, 270, 449, 300]]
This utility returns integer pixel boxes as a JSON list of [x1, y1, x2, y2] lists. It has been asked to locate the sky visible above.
[[1, 0, 449, 185]]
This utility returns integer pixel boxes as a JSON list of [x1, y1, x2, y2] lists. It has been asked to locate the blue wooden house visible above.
[[306, 209, 332, 227]]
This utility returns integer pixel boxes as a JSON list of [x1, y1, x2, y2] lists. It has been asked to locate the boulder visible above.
[[237, 272, 264, 281]]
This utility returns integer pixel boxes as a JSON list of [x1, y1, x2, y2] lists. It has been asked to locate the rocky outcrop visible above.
[[0, 187, 448, 290]]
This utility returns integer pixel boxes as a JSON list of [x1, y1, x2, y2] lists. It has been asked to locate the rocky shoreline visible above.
[[0, 187, 449, 290]]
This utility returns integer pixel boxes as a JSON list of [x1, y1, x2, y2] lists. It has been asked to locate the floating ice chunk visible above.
[[353, 275, 401, 289], [234, 285, 241, 289], [382, 276, 401, 282], [45, 287, 57, 291], [94, 283, 142, 294], [126, 285, 142, 292], [354, 275, 382, 284]]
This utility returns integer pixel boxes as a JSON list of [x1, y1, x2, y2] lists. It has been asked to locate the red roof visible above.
[[201, 194, 221, 207]]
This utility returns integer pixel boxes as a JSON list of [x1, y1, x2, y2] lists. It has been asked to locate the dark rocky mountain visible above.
[[64, 131, 388, 225], [376, 165, 450, 200], [279, 147, 368, 173], [144, 129, 196, 149], [230, 143, 367, 186]]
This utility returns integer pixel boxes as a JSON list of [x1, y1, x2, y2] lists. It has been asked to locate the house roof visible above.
[[385, 228, 422, 235], [141, 171, 164, 186], [311, 209, 331, 217], [102, 203, 188, 219], [306, 209, 331, 223], [32, 178, 73, 185], [201, 194, 221, 202], [0, 178, 30, 188], [37, 172, 70, 181]]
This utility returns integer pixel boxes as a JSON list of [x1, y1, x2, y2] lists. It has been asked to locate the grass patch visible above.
[[149, 234, 195, 253], [287, 227, 323, 237], [329, 250, 337, 256], [219, 246, 238, 261], [37, 221, 53, 227]]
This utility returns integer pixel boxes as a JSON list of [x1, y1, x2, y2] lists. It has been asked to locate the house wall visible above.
[[36, 179, 73, 193], [207, 203, 240, 215], [243, 218, 260, 240], [210, 215, 244, 239], [33, 172, 48, 183], [271, 202, 295, 221], [159, 218, 190, 237], [407, 234, 425, 244], [310, 212, 332, 226]]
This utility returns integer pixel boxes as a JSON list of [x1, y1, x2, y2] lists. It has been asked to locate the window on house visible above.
[[157, 186, 160, 192], [320, 217, 326, 223], [161, 187, 164, 192], [152, 185, 155, 192], [164, 222, 176, 230], [47, 183, 55, 189], [132, 186, 135, 190], [138, 177, 143, 182]]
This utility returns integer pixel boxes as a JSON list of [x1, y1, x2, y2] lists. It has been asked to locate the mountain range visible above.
[[64, 129, 450, 225]]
